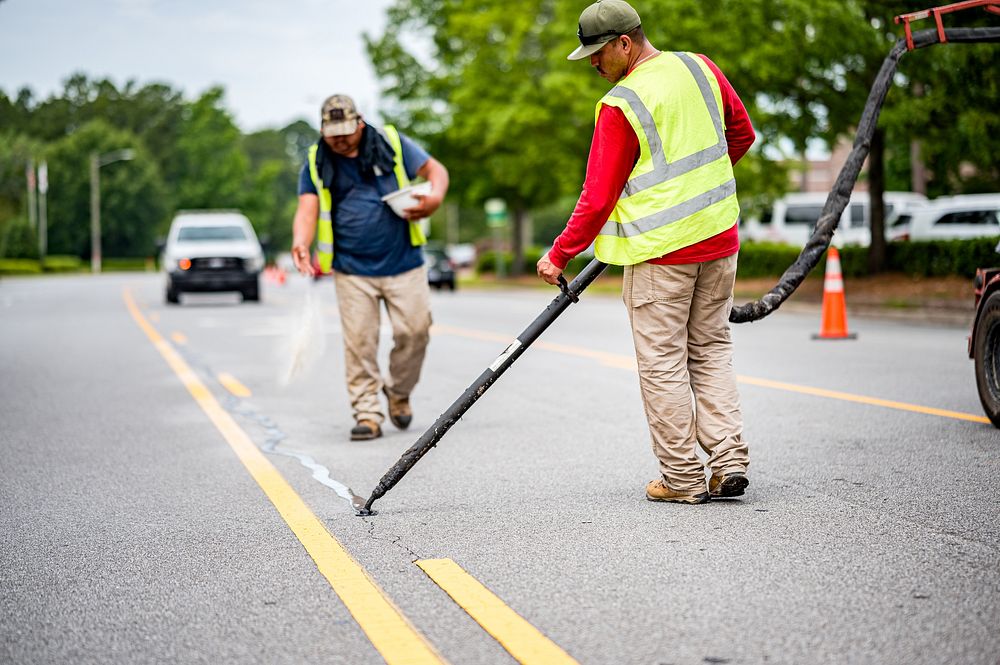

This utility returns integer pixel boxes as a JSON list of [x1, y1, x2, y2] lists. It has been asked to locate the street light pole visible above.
[[38, 161, 48, 259], [89, 149, 135, 273], [90, 154, 99, 272]]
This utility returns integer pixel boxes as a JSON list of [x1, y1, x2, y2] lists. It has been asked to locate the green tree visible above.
[[1, 218, 39, 259], [242, 120, 314, 255], [367, 0, 603, 274], [882, 16, 1000, 196], [171, 87, 248, 210], [368, 0, 1000, 277], [44, 120, 167, 258], [366, 0, 881, 271], [0, 132, 43, 246]]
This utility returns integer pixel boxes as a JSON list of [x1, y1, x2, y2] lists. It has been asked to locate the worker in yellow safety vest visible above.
[[537, 0, 756, 504], [291, 94, 449, 441]]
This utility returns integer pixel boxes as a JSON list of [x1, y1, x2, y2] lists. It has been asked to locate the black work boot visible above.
[[709, 472, 749, 498], [350, 419, 382, 441], [383, 388, 412, 430]]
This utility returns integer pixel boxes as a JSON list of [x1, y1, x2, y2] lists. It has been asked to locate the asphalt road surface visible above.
[[2, 272, 997, 665]]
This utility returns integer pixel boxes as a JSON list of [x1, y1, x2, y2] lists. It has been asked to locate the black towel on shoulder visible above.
[[314, 124, 399, 192]]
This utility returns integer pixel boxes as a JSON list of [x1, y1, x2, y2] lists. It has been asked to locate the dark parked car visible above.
[[970, 240, 1000, 427], [424, 247, 456, 290]]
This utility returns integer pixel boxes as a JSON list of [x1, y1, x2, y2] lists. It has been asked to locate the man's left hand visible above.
[[402, 193, 442, 221], [537, 252, 563, 286]]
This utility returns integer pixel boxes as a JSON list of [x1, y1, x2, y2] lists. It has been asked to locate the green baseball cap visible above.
[[567, 0, 641, 61]]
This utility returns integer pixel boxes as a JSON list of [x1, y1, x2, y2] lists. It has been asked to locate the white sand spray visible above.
[[279, 281, 326, 387]]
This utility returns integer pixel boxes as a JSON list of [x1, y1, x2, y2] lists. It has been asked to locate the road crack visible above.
[[362, 518, 424, 561]]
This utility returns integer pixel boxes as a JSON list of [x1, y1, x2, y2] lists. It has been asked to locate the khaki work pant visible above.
[[333, 266, 432, 425], [623, 254, 749, 494]]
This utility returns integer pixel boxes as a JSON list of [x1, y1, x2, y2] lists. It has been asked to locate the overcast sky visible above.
[[0, 0, 397, 133]]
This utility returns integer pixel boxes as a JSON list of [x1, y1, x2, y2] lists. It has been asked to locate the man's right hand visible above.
[[536, 252, 563, 286], [291, 244, 316, 277]]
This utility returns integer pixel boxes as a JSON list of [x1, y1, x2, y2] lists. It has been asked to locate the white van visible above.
[[888, 194, 1000, 242], [743, 191, 928, 247]]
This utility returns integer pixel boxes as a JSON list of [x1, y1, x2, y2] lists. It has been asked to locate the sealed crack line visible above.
[[172, 343, 367, 512], [223, 395, 368, 512]]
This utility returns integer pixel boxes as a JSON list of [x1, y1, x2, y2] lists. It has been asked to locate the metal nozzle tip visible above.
[[355, 508, 375, 517]]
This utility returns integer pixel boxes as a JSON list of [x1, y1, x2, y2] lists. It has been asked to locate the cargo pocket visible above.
[[624, 262, 660, 308], [704, 253, 738, 302], [650, 262, 699, 303]]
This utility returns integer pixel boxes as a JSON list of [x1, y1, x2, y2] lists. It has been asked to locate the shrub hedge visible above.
[[102, 257, 152, 272], [0, 255, 153, 275], [476, 237, 1000, 279], [42, 256, 83, 272], [0, 259, 43, 275]]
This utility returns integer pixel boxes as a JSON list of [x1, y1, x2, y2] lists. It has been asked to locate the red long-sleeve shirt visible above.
[[549, 54, 756, 269]]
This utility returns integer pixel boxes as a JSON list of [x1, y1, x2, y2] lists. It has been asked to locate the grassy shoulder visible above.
[[0, 257, 153, 274]]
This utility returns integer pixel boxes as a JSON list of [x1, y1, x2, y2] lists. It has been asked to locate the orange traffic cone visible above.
[[812, 246, 857, 340]]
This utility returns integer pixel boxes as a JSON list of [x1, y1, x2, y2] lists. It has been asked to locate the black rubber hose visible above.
[[730, 26, 1000, 324]]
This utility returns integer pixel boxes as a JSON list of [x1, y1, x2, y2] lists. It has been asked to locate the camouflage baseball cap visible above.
[[320, 94, 360, 137], [567, 0, 641, 61]]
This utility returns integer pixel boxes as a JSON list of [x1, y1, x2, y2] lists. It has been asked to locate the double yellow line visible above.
[[123, 289, 577, 665]]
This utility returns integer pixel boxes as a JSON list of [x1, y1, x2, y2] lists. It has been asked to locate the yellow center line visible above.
[[736, 375, 989, 423], [417, 559, 578, 665], [431, 323, 987, 424], [123, 289, 446, 665], [217, 371, 252, 398]]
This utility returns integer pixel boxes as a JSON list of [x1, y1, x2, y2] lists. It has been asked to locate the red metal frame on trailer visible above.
[[895, 0, 1000, 50]]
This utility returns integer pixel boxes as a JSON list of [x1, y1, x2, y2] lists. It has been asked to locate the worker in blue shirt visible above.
[[291, 94, 449, 441]]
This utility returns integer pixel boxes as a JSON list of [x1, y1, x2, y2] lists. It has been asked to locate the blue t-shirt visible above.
[[298, 129, 430, 277]]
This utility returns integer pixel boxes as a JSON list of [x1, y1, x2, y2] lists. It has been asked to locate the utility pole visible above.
[[90, 153, 100, 272], [484, 198, 508, 279], [37, 161, 48, 259], [26, 160, 37, 231], [445, 202, 459, 247], [90, 149, 135, 273]]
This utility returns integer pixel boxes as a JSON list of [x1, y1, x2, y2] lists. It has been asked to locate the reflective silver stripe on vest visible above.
[[600, 178, 736, 238], [615, 52, 728, 199], [319, 210, 332, 221], [317, 241, 334, 253]]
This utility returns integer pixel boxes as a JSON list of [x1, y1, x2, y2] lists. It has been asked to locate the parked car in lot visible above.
[[970, 240, 1000, 428], [445, 243, 477, 268], [742, 191, 928, 247], [424, 246, 456, 290], [889, 194, 1000, 242], [160, 210, 264, 304]]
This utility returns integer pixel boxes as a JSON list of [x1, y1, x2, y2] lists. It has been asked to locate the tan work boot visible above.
[[383, 389, 413, 430], [709, 472, 749, 498], [645, 479, 709, 504], [350, 419, 382, 441]]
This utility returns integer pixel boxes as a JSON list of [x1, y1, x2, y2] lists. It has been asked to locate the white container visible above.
[[381, 182, 433, 217]]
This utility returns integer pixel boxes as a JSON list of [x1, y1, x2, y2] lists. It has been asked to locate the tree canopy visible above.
[[0, 75, 312, 259], [2, 1, 997, 269], [366, 0, 1000, 271]]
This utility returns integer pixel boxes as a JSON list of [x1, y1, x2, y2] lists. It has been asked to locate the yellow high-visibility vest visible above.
[[307, 124, 426, 273], [594, 52, 740, 265]]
